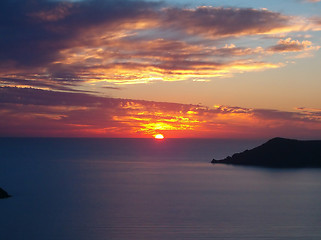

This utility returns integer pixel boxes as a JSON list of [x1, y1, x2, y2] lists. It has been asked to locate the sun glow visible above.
[[154, 134, 164, 140]]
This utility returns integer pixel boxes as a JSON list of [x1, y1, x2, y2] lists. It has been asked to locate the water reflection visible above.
[[1, 138, 321, 239]]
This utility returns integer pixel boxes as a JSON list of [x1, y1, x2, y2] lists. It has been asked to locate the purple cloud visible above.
[[1, 0, 319, 91], [161, 7, 292, 38]]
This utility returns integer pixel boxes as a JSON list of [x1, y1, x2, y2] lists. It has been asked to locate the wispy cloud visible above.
[[1, 87, 320, 138]]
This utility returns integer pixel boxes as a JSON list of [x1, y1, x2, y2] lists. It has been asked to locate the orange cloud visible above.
[[1, 1, 321, 91], [1, 87, 320, 139], [46, 38, 283, 85], [268, 38, 320, 52]]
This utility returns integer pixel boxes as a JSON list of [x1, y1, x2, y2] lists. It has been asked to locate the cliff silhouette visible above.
[[212, 137, 321, 167]]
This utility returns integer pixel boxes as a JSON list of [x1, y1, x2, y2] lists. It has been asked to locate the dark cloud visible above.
[[0, 86, 117, 106], [0, 86, 194, 113], [161, 7, 292, 37], [0, 0, 159, 68], [253, 109, 298, 121], [0, 0, 320, 108], [1, 1, 318, 90], [0, 76, 95, 92]]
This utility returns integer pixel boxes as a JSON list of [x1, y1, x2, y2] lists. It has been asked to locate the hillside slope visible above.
[[211, 137, 321, 167]]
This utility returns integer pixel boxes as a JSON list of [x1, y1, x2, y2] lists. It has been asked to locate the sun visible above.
[[154, 134, 165, 140]]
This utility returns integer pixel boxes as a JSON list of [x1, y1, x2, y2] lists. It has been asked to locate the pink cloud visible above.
[[1, 1, 320, 91], [1, 87, 320, 139], [161, 7, 293, 38]]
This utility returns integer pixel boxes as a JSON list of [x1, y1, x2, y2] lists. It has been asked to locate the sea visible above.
[[1, 138, 321, 240]]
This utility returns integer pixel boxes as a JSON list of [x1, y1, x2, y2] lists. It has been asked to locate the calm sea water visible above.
[[1, 138, 321, 240]]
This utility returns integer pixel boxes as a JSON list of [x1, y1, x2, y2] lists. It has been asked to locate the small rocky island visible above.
[[212, 137, 321, 167], [0, 187, 11, 199]]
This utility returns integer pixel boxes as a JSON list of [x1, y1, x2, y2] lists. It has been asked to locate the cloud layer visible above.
[[0, 0, 320, 91], [1, 0, 320, 138], [1, 87, 320, 138]]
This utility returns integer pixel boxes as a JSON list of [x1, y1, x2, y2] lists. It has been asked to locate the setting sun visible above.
[[154, 134, 165, 140]]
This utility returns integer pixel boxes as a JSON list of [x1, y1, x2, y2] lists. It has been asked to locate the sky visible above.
[[0, 0, 321, 139]]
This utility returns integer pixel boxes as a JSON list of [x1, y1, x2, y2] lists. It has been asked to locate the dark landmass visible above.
[[212, 137, 321, 168], [0, 187, 11, 199]]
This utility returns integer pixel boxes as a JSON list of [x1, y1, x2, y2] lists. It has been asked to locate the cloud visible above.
[[1, 0, 320, 91], [1, 87, 320, 138], [268, 38, 320, 53], [310, 16, 321, 27], [161, 7, 294, 38], [0, 0, 159, 68]]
